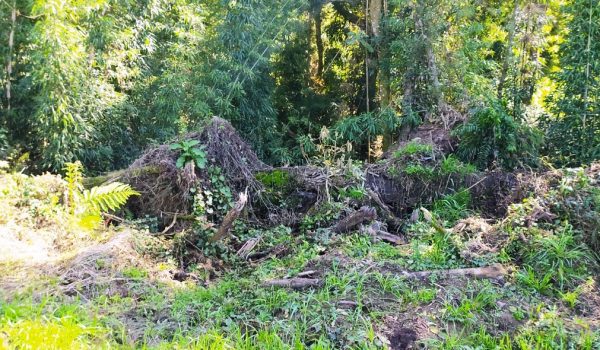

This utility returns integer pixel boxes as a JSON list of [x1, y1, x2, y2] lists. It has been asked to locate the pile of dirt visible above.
[[117, 123, 520, 232]]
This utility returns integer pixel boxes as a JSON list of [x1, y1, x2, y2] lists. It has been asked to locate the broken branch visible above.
[[263, 278, 322, 289], [402, 264, 507, 280], [209, 191, 248, 243]]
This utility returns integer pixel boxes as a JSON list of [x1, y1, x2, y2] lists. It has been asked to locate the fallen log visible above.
[[82, 166, 161, 188], [402, 264, 507, 280], [263, 278, 322, 289], [333, 206, 377, 233], [247, 244, 287, 262], [374, 231, 405, 245]]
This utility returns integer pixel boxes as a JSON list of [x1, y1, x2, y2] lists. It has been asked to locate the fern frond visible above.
[[64, 161, 84, 214], [83, 182, 140, 215]]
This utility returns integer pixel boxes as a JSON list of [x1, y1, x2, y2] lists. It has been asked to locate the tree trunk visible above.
[[497, 0, 518, 100], [582, 0, 594, 129], [209, 191, 248, 243], [414, 2, 442, 114], [378, 0, 391, 108], [5, 0, 16, 111], [314, 6, 324, 78]]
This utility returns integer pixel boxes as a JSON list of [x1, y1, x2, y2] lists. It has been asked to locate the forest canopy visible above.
[[0, 0, 599, 172]]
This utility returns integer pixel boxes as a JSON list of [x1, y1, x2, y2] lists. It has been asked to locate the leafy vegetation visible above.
[[1, 0, 600, 348], [65, 161, 139, 229], [170, 140, 208, 170], [0, 0, 598, 171], [2, 164, 600, 348]]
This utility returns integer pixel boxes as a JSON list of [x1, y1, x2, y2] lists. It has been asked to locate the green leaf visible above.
[[185, 140, 200, 147], [176, 156, 186, 169]]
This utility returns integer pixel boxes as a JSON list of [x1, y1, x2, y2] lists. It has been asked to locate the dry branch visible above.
[[362, 221, 405, 245], [367, 189, 402, 226], [264, 278, 322, 289], [296, 270, 317, 278], [236, 237, 260, 259], [210, 191, 248, 243], [402, 264, 507, 280]]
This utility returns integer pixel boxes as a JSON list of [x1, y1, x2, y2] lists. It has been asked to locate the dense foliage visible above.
[[0, 0, 598, 172]]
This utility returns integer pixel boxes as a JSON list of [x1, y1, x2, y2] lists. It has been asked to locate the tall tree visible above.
[[543, 0, 600, 165]]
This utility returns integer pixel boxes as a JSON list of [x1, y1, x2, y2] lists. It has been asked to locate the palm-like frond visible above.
[[83, 182, 140, 215]]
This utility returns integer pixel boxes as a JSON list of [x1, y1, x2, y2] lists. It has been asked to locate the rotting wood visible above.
[[236, 237, 260, 260], [373, 231, 405, 245], [264, 278, 322, 289], [362, 221, 405, 245], [333, 206, 377, 233], [209, 191, 248, 243]]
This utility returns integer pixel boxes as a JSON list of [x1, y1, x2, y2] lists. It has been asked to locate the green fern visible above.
[[64, 161, 84, 214], [64, 161, 139, 229], [82, 182, 140, 216]]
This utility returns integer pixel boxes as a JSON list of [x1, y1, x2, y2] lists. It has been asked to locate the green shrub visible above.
[[454, 99, 542, 169], [525, 223, 594, 290], [404, 163, 435, 179], [440, 155, 476, 175]]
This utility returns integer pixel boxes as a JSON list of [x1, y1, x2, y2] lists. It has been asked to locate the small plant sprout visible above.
[[170, 139, 208, 169]]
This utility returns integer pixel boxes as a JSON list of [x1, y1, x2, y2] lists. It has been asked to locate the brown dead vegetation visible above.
[[103, 118, 525, 231]]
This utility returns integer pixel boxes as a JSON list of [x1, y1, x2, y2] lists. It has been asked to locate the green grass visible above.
[[443, 283, 499, 324], [393, 141, 433, 158], [1, 295, 118, 349], [404, 163, 436, 179], [431, 189, 471, 225]]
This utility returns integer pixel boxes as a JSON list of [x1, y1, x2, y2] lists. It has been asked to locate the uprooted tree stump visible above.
[[87, 116, 529, 231]]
